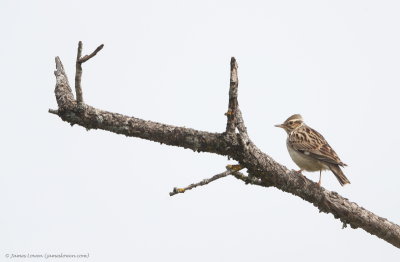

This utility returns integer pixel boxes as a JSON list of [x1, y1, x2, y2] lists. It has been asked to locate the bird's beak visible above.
[[275, 124, 284, 128]]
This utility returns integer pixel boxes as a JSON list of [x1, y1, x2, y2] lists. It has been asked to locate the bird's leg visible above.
[[317, 170, 322, 186]]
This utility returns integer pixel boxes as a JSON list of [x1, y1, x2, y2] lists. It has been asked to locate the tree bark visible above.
[[49, 43, 400, 249]]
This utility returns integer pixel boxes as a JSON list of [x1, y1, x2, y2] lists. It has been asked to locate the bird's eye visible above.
[[288, 121, 293, 125]]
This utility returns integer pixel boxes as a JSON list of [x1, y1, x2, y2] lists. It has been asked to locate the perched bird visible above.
[[275, 114, 350, 186]]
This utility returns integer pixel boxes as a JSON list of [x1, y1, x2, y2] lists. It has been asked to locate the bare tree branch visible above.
[[49, 42, 400, 249], [48, 109, 58, 115], [225, 57, 239, 134], [74, 41, 104, 105], [79, 43, 104, 63], [225, 57, 249, 147], [231, 170, 265, 186], [74, 42, 84, 105], [169, 164, 253, 196], [169, 167, 242, 196]]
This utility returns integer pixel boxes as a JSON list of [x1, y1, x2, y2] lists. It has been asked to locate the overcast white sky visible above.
[[1, 0, 400, 261]]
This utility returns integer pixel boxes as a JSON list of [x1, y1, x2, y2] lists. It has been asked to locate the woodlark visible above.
[[275, 114, 350, 186]]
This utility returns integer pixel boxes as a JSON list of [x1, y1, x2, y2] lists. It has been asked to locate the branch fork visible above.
[[49, 42, 400, 249], [75, 41, 104, 107]]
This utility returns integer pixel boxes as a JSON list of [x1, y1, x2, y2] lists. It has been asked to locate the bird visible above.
[[275, 114, 350, 186]]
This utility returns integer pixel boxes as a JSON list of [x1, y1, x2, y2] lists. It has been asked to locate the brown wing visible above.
[[289, 125, 346, 166]]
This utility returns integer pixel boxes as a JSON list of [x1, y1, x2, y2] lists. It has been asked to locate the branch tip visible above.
[[48, 109, 59, 115], [54, 56, 65, 75], [78, 41, 83, 54], [226, 57, 240, 133], [230, 57, 238, 69], [79, 44, 104, 63], [169, 187, 185, 196]]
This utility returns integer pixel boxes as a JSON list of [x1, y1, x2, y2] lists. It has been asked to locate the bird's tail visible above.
[[328, 164, 350, 186]]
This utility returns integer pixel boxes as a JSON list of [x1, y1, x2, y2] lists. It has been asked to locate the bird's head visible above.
[[275, 114, 304, 134]]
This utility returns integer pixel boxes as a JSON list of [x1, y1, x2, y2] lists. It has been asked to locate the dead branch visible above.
[[74, 41, 104, 105], [169, 166, 240, 196], [49, 42, 400, 249], [169, 164, 254, 196]]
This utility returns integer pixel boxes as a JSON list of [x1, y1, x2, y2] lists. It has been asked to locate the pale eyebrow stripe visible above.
[[288, 119, 302, 123]]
